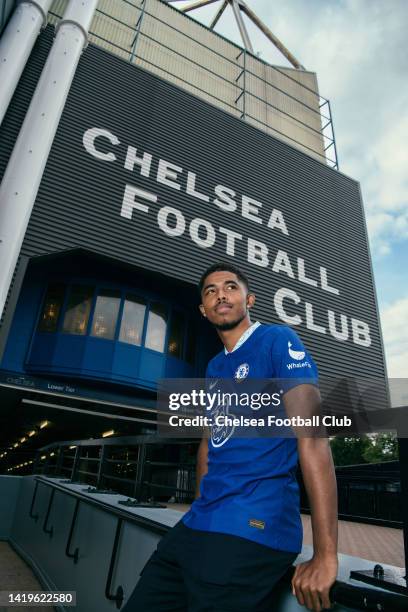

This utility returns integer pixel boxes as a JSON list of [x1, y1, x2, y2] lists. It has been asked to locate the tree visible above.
[[330, 436, 371, 466], [330, 433, 399, 466], [362, 433, 399, 463]]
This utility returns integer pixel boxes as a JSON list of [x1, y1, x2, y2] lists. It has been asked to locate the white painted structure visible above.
[[0, 0, 99, 321]]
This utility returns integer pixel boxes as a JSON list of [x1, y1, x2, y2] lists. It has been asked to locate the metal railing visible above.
[[34, 437, 402, 526], [35, 435, 197, 503], [48, 0, 339, 169]]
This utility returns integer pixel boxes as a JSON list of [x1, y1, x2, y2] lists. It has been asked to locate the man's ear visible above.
[[247, 293, 256, 309], [199, 304, 206, 317]]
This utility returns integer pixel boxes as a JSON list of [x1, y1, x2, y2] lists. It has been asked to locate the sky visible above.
[[172, 0, 407, 383]]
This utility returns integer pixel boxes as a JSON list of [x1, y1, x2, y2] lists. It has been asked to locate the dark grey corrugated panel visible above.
[[0, 27, 386, 381]]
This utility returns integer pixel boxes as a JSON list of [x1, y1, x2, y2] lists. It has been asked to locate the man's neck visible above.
[[217, 316, 252, 353]]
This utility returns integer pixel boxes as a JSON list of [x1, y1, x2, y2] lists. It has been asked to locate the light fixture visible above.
[[69, 445, 77, 450], [102, 429, 115, 438], [40, 420, 49, 429], [40, 455, 46, 460], [28, 430, 36, 437], [20, 437, 27, 444], [13, 443, 19, 448]]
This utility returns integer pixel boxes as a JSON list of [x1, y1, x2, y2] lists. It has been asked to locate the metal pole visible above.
[[238, 0, 304, 69], [209, 0, 228, 30], [129, 0, 147, 63], [0, 0, 99, 321], [231, 0, 253, 53], [0, 0, 53, 126], [398, 438, 408, 578], [182, 0, 218, 12]]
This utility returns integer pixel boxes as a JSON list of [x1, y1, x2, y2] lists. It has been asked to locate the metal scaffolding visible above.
[[167, 0, 305, 69]]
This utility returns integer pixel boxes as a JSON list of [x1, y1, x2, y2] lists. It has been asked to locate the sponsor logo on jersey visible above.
[[286, 361, 312, 370], [234, 362, 249, 381], [249, 518, 265, 530], [288, 341, 305, 361]]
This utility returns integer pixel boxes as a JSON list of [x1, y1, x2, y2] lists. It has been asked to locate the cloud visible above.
[[380, 296, 408, 379], [179, 0, 408, 258]]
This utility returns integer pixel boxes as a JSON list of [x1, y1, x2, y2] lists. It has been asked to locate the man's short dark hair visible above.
[[198, 262, 249, 295]]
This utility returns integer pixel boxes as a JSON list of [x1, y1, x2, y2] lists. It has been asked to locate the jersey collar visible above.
[[224, 321, 261, 355]]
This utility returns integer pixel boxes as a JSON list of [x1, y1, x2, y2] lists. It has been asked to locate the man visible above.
[[123, 262, 338, 612]]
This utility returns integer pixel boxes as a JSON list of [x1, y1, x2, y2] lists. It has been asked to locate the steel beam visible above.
[[182, 0, 218, 13], [209, 0, 228, 29], [239, 0, 304, 69], [231, 0, 253, 53]]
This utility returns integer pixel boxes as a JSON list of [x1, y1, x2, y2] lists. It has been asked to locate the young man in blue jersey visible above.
[[123, 262, 338, 612]]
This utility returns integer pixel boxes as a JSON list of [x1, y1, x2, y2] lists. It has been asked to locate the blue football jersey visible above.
[[182, 323, 319, 553]]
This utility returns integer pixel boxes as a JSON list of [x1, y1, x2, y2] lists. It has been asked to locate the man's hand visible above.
[[291, 553, 338, 611]]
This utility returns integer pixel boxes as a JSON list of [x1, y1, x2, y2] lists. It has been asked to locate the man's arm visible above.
[[283, 384, 338, 612], [195, 435, 209, 499]]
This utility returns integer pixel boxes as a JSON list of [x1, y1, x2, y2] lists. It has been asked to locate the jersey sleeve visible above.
[[270, 326, 319, 394]]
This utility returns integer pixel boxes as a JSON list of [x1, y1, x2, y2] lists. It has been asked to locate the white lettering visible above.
[[320, 267, 339, 295], [305, 302, 326, 334], [351, 319, 371, 347], [272, 250, 295, 278], [248, 238, 269, 267], [267, 209, 289, 235], [186, 172, 209, 202], [242, 196, 263, 224], [297, 258, 318, 287], [157, 159, 182, 190], [189, 218, 216, 248], [274, 288, 302, 325], [157, 206, 185, 237], [120, 185, 156, 219], [213, 185, 237, 212], [83, 127, 119, 162], [219, 227, 242, 256], [124, 146, 152, 177], [328, 310, 349, 341]]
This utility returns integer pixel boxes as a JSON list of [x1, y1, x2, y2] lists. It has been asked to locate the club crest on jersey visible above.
[[234, 362, 249, 381], [288, 341, 305, 361]]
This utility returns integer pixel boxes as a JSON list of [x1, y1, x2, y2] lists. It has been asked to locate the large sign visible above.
[[4, 29, 385, 379]]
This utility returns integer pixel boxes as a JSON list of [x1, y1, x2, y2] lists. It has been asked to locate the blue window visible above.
[[145, 302, 168, 353], [119, 294, 146, 346], [38, 283, 65, 333], [34, 283, 196, 368], [91, 289, 121, 340], [62, 285, 94, 335]]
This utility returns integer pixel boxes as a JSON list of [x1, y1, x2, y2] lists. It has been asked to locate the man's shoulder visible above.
[[255, 323, 294, 344]]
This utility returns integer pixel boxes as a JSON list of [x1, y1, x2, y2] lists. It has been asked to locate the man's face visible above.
[[199, 271, 255, 330]]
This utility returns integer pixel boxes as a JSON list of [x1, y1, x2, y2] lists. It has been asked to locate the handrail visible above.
[[37, 478, 168, 535], [104, 518, 124, 609], [42, 488, 55, 537], [34, 477, 407, 610], [65, 498, 80, 564], [282, 566, 408, 611], [29, 480, 39, 522]]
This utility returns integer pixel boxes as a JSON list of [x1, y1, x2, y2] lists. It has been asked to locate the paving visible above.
[[0, 542, 55, 612]]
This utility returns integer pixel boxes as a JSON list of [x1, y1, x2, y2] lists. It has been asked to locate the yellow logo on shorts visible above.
[[249, 519, 265, 530]]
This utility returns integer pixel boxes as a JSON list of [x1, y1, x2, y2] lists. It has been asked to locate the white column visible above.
[[0, 0, 99, 320], [0, 0, 53, 126]]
